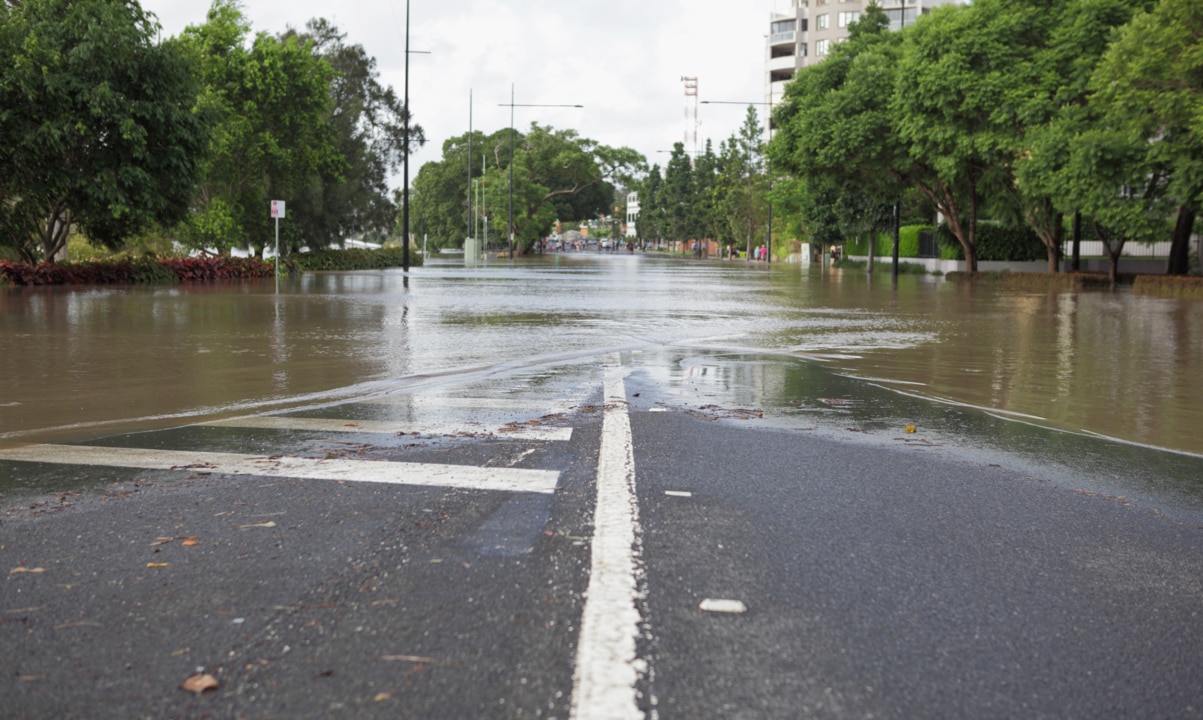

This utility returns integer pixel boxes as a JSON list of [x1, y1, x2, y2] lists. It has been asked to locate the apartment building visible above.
[[765, 0, 965, 111]]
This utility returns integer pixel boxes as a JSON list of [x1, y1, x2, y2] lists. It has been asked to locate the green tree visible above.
[[714, 107, 769, 258], [987, 0, 1147, 272], [1087, 0, 1203, 275], [637, 165, 665, 246], [660, 143, 695, 248], [891, 0, 1049, 272], [287, 19, 425, 248], [693, 140, 722, 249], [481, 123, 644, 254], [411, 130, 489, 250], [179, 0, 343, 257], [0, 0, 209, 262], [769, 5, 909, 259]]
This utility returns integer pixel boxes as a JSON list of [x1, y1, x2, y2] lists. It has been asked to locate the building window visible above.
[[816, 13, 829, 29], [771, 19, 795, 35], [798, 42, 808, 57], [816, 38, 830, 55], [838, 11, 859, 27], [799, 18, 808, 31]]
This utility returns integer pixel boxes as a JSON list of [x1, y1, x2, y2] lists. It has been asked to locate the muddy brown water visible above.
[[2, 255, 1200, 459]]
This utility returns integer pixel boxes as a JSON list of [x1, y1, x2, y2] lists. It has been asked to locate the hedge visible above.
[[286, 247, 422, 272], [844, 225, 938, 258], [0, 256, 274, 286], [936, 224, 1047, 262], [0, 247, 423, 287]]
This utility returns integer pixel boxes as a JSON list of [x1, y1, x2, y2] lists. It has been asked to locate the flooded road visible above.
[[2, 253, 1201, 483]]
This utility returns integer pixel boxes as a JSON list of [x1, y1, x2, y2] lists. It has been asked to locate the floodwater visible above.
[[2, 253, 1201, 472]]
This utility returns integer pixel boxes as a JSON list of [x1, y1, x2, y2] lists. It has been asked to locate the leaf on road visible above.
[[10, 567, 45, 574], [239, 521, 276, 529], [374, 692, 392, 702], [181, 540, 201, 546], [146, 562, 169, 568], [179, 673, 218, 694], [905, 424, 918, 433]]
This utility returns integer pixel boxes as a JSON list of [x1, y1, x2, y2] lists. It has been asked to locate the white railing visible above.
[[770, 31, 796, 44], [1063, 241, 1173, 258]]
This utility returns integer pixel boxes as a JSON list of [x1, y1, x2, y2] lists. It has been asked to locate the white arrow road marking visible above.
[[0, 444, 560, 494], [570, 353, 645, 720], [202, 416, 573, 442]]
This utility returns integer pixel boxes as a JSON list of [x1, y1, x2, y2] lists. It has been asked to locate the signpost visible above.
[[271, 200, 285, 293]]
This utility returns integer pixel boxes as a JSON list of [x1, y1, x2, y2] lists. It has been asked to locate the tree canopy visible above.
[[770, 0, 1196, 277], [0, 0, 209, 262], [413, 123, 643, 254]]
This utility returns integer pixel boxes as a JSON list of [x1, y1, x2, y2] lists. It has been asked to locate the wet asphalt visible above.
[[3, 352, 1203, 719]]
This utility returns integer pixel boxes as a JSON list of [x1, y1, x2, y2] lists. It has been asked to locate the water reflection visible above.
[[2, 258, 1201, 459]]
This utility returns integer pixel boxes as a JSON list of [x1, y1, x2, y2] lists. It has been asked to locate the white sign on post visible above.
[[271, 200, 285, 293]]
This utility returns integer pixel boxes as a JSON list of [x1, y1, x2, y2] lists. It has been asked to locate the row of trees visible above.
[[636, 107, 771, 257], [411, 124, 643, 254], [768, 0, 1203, 279], [0, 0, 418, 263]]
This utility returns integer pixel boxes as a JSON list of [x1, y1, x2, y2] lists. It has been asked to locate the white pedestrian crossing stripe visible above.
[[201, 416, 573, 442], [0, 444, 560, 494]]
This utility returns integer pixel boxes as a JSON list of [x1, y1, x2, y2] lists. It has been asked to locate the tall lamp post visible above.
[[400, 0, 430, 272], [498, 87, 582, 259], [701, 100, 774, 265]]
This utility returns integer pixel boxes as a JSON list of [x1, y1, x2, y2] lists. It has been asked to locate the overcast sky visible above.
[[141, 0, 786, 188]]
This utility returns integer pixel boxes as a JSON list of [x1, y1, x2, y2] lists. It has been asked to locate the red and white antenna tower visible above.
[[681, 76, 699, 160]]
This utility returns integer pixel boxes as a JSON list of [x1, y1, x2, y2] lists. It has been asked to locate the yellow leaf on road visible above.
[[180, 674, 218, 694]]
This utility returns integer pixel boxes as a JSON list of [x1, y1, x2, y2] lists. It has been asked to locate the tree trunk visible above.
[[1046, 214, 1064, 274], [965, 172, 979, 274], [1071, 211, 1081, 272], [1167, 205, 1195, 276], [1106, 243, 1122, 285]]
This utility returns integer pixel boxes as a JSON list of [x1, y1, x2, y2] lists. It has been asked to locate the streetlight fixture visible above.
[[701, 99, 775, 265], [499, 87, 583, 259]]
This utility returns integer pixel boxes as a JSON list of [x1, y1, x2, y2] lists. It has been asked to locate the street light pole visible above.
[[508, 84, 514, 260], [402, 0, 410, 272], [400, 1, 430, 273], [499, 93, 583, 260]]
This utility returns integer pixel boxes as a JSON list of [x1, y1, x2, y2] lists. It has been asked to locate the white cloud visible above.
[[142, 0, 777, 187]]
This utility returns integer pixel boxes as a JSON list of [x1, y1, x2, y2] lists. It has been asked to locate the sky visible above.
[[140, 0, 787, 189]]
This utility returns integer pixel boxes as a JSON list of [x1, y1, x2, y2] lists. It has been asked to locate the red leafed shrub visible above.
[[159, 256, 275, 282], [0, 256, 275, 286]]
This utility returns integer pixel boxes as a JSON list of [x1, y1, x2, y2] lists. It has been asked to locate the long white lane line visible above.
[[0, 445, 560, 494], [201, 416, 573, 442], [571, 353, 645, 720]]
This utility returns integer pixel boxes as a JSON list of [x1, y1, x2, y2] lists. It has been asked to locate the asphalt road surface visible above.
[[3, 352, 1203, 719]]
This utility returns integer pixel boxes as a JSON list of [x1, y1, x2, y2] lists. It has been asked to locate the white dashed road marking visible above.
[[0, 444, 560, 494]]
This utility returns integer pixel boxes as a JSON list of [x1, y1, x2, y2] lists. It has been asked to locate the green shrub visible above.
[[834, 258, 930, 275], [936, 224, 1046, 261], [900, 225, 935, 257], [288, 247, 423, 273]]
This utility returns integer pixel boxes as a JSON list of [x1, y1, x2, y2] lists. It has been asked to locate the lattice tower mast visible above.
[[681, 76, 699, 163]]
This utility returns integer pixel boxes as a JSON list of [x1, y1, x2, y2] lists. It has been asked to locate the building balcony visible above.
[[768, 54, 798, 73], [769, 30, 797, 45]]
